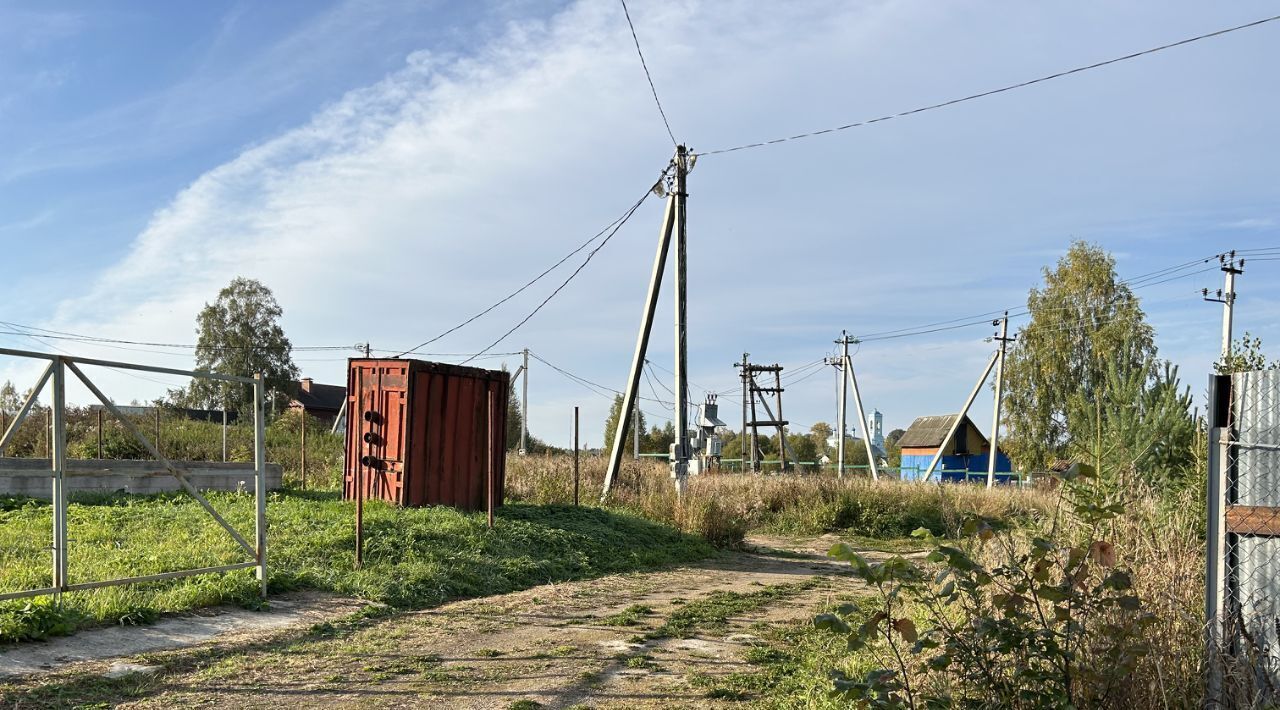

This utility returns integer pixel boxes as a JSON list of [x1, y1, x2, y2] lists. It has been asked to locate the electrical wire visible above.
[[619, 0, 678, 147], [698, 14, 1280, 157], [395, 165, 672, 359], [459, 179, 662, 365]]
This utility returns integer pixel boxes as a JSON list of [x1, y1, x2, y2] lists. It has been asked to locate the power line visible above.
[[619, 0, 677, 147], [396, 166, 671, 359], [698, 14, 1280, 157], [459, 182, 660, 365]]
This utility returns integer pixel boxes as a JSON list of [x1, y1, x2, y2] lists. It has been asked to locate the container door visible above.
[[345, 360, 409, 504]]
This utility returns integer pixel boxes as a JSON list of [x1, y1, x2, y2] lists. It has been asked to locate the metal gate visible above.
[[0, 347, 268, 601], [1207, 370, 1280, 705]]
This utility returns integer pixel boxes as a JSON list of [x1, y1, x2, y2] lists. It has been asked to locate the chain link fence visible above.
[[1208, 370, 1280, 706]]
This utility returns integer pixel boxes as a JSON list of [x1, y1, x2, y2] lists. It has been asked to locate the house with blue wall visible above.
[[897, 413, 1014, 483]]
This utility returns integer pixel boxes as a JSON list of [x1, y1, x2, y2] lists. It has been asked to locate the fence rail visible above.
[[0, 347, 268, 601]]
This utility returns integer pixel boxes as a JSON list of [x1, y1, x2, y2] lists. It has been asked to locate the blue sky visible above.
[[1, 0, 1278, 449]]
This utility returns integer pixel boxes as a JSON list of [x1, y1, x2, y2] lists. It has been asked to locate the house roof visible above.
[[898, 414, 988, 450], [291, 381, 346, 412]]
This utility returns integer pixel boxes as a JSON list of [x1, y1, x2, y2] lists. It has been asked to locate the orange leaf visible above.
[[1089, 541, 1116, 567]]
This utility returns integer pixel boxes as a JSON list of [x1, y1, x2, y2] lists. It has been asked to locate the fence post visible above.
[[573, 405, 580, 507], [155, 408, 161, 457], [51, 357, 67, 593], [487, 384, 496, 530], [253, 374, 268, 598], [300, 410, 307, 490], [97, 408, 104, 459]]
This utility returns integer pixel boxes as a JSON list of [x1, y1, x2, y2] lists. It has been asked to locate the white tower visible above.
[[868, 409, 884, 450]]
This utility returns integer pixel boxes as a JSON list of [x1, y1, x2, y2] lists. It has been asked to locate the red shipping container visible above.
[[343, 358, 508, 511]]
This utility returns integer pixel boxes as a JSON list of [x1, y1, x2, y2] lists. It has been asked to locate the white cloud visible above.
[[7, 0, 1280, 446]]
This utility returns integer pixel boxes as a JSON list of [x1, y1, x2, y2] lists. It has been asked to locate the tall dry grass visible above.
[[505, 453, 1053, 546]]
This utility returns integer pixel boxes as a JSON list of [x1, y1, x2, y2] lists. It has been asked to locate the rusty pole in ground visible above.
[[573, 406, 580, 507], [487, 384, 496, 530], [155, 409, 161, 456], [97, 409, 104, 458], [300, 411, 307, 490]]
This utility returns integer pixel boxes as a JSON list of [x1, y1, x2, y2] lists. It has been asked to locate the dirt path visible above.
[[4, 535, 902, 709]]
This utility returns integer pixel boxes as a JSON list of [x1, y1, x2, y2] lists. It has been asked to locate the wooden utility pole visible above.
[[738, 360, 788, 473], [836, 333, 851, 477]]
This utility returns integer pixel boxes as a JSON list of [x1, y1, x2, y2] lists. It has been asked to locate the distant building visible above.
[[288, 378, 345, 424], [867, 409, 884, 450], [897, 413, 1013, 483]]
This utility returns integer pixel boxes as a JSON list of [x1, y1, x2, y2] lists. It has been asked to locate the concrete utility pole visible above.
[[521, 348, 529, 455], [987, 313, 1014, 489], [1204, 252, 1244, 362], [602, 145, 689, 500], [672, 145, 690, 496], [736, 353, 749, 471], [924, 350, 1000, 482], [842, 346, 879, 481], [836, 333, 851, 478]]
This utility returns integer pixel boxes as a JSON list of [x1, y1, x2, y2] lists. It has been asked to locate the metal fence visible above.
[[1207, 370, 1280, 705], [0, 347, 268, 601]]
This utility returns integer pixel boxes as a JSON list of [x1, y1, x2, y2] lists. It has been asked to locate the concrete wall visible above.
[[0, 459, 283, 499]]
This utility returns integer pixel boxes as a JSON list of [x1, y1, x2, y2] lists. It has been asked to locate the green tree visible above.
[[1067, 359, 1196, 490], [787, 431, 818, 463], [0, 380, 19, 416], [648, 421, 676, 453], [1215, 332, 1280, 374], [1002, 242, 1155, 470], [178, 278, 300, 412], [601, 395, 648, 455], [809, 421, 833, 456]]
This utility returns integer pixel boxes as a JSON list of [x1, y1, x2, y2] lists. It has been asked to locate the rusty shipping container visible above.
[[343, 358, 508, 511]]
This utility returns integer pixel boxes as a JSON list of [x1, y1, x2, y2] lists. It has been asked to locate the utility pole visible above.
[[602, 146, 689, 500], [836, 333, 851, 478], [520, 348, 529, 455], [987, 313, 1014, 489], [1203, 252, 1244, 362], [672, 145, 690, 496], [363, 342, 372, 358], [843, 345, 879, 481]]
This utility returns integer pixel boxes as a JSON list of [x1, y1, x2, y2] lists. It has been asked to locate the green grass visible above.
[[600, 603, 654, 627], [646, 581, 817, 640], [0, 491, 713, 642], [692, 596, 886, 707]]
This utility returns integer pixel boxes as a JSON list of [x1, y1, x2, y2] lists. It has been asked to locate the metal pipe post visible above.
[[633, 399, 641, 459], [844, 351, 879, 480], [672, 145, 690, 496], [487, 384, 496, 530], [253, 374, 268, 597], [155, 408, 161, 456], [923, 351, 1000, 481], [97, 409, 104, 459], [51, 358, 67, 592], [601, 179, 677, 500], [300, 410, 307, 490], [573, 405, 580, 507], [521, 348, 529, 454], [987, 313, 1010, 489], [222, 403, 228, 462]]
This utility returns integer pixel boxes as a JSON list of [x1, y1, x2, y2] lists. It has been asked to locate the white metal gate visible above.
[[0, 347, 268, 601], [1207, 369, 1280, 705]]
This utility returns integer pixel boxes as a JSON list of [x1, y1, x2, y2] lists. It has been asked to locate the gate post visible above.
[[51, 357, 68, 594], [253, 373, 268, 597], [1205, 373, 1231, 702]]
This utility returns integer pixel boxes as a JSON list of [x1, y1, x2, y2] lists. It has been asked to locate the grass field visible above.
[[0, 490, 713, 643]]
